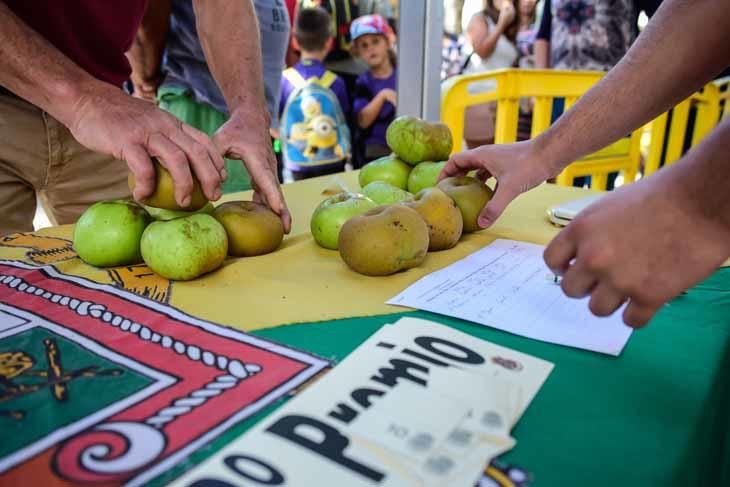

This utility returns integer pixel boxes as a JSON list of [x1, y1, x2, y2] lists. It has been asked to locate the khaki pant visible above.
[[0, 92, 130, 235]]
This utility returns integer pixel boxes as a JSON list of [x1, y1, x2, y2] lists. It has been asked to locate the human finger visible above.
[[123, 144, 156, 201], [180, 123, 226, 177], [622, 300, 661, 328], [477, 182, 518, 228], [588, 282, 627, 317], [147, 133, 194, 208], [248, 155, 291, 233], [543, 228, 578, 275], [559, 259, 597, 298], [440, 150, 487, 180], [167, 126, 222, 201]]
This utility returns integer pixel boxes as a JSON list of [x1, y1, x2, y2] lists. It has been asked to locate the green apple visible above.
[[386, 116, 453, 164], [128, 158, 208, 211], [143, 202, 215, 221], [437, 176, 494, 232], [407, 161, 446, 194], [358, 155, 412, 190], [141, 214, 228, 280], [361, 181, 414, 205], [310, 192, 377, 250], [74, 200, 151, 267]]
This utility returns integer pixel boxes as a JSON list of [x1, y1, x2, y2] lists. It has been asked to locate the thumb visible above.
[[478, 184, 517, 228], [211, 128, 236, 161]]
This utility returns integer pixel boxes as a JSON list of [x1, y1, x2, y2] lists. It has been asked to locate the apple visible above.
[[386, 116, 453, 164], [361, 181, 414, 205], [338, 205, 429, 276], [213, 201, 284, 257], [143, 202, 215, 221], [310, 192, 377, 250], [407, 161, 446, 194], [437, 176, 494, 232], [128, 158, 208, 211], [358, 155, 412, 190], [405, 187, 463, 251], [141, 214, 228, 281], [74, 200, 151, 267]]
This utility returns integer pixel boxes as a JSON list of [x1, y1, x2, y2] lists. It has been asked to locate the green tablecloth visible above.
[[149, 268, 730, 486]]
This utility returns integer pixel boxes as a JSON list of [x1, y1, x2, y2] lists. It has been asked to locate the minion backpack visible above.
[[280, 68, 351, 169]]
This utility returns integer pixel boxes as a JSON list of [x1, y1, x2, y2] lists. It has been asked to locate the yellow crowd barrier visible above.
[[441, 69, 727, 190]]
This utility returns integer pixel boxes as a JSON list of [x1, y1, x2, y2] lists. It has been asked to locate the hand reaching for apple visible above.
[[212, 111, 292, 234], [439, 139, 556, 228], [69, 84, 225, 208]]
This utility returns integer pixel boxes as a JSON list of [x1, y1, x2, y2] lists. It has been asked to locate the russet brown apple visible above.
[[404, 187, 463, 251], [338, 205, 429, 276]]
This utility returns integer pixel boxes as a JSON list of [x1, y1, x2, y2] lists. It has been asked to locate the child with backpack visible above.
[[279, 7, 351, 180], [351, 14, 398, 163]]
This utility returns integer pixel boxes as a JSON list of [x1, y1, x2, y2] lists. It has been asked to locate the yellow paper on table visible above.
[[2, 172, 701, 333]]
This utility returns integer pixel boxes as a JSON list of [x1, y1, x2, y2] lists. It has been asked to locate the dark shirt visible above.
[[352, 70, 397, 147], [5, 0, 148, 87]]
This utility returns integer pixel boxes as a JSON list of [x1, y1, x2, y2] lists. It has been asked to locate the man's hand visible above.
[[543, 124, 730, 327], [130, 72, 161, 102], [69, 85, 226, 208], [439, 140, 558, 228], [212, 111, 291, 233]]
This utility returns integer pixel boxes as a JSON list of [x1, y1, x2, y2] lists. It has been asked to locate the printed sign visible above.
[[173, 317, 553, 486]]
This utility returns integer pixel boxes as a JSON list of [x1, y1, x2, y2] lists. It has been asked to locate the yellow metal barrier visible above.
[[643, 80, 723, 176], [441, 68, 641, 190], [441, 69, 727, 190]]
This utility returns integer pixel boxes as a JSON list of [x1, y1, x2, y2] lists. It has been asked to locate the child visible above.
[[350, 14, 397, 163], [279, 7, 351, 180]]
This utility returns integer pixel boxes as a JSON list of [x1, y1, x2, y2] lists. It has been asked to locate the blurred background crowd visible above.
[[124, 0, 674, 192]]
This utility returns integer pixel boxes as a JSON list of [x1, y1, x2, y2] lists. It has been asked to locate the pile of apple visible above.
[[310, 116, 493, 276], [73, 160, 284, 281]]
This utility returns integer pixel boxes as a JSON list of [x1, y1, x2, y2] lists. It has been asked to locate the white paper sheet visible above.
[[387, 239, 633, 355]]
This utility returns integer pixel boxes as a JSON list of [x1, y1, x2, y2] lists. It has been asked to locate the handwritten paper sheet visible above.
[[388, 239, 633, 355]]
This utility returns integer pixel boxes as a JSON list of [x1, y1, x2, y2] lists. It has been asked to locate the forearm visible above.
[[471, 22, 506, 59], [357, 95, 386, 129], [194, 0, 268, 124], [536, 0, 730, 174], [666, 118, 730, 242], [534, 39, 549, 69], [127, 0, 171, 85], [0, 3, 105, 126]]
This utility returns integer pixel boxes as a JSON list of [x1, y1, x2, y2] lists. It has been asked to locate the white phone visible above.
[[546, 194, 604, 226]]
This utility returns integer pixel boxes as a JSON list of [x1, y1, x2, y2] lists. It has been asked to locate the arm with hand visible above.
[[193, 0, 291, 232], [126, 0, 171, 101], [544, 117, 730, 327], [357, 89, 396, 129], [442, 0, 730, 227], [0, 2, 224, 207], [467, 3, 515, 60]]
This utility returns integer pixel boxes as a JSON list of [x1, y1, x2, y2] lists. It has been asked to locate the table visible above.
[[1, 173, 728, 487]]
